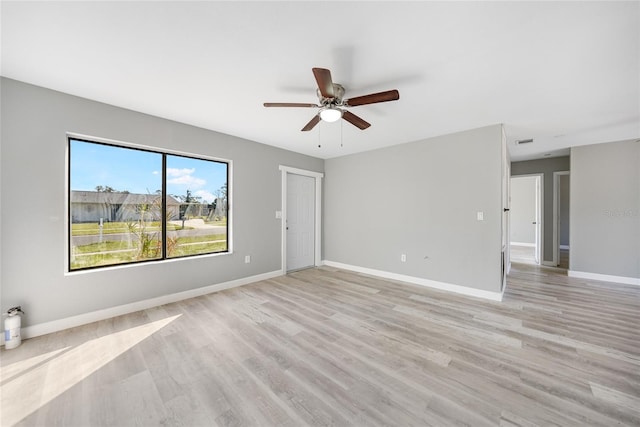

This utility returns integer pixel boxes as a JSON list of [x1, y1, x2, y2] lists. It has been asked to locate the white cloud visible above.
[[194, 190, 216, 203], [168, 175, 206, 187], [167, 168, 195, 177], [152, 171, 159, 175], [166, 168, 206, 187]]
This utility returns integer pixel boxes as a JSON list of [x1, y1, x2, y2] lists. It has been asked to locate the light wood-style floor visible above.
[[510, 244, 537, 265], [511, 244, 570, 269], [2, 263, 639, 426]]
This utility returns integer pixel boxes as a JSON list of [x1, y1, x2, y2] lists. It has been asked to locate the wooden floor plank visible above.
[[1, 262, 639, 426]]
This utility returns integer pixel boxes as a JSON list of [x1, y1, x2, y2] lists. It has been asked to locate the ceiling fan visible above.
[[264, 67, 400, 131]]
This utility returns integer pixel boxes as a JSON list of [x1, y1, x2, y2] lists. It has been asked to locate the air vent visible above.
[[516, 138, 534, 145]]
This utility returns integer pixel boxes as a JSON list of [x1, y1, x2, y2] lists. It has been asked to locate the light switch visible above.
[[477, 211, 484, 221], [275, 211, 282, 219]]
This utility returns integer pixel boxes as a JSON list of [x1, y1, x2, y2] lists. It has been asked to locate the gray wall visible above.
[[511, 156, 570, 262], [510, 176, 537, 245], [0, 78, 324, 326], [324, 125, 504, 293], [570, 140, 639, 279]]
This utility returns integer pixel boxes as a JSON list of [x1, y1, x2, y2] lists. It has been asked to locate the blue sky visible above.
[[70, 140, 227, 203]]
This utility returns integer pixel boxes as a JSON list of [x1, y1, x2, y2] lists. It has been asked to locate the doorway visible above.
[[553, 171, 570, 269], [280, 166, 323, 273], [510, 174, 543, 265]]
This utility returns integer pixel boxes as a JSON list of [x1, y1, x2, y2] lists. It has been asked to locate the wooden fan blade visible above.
[[312, 68, 335, 98], [263, 102, 318, 108], [301, 115, 321, 132], [342, 111, 371, 130], [345, 89, 400, 107]]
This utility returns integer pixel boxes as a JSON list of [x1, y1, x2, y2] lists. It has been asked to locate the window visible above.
[[69, 138, 229, 271]]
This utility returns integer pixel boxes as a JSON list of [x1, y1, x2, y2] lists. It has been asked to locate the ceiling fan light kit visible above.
[[319, 107, 343, 122], [264, 67, 399, 132]]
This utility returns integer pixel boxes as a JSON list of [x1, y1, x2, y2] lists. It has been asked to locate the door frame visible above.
[[504, 161, 511, 276], [552, 170, 570, 267], [279, 165, 324, 273], [509, 173, 543, 265]]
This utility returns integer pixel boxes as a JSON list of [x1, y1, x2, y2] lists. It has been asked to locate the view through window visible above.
[[69, 138, 229, 270]]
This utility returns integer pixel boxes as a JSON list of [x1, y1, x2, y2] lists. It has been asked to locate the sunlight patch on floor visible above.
[[0, 346, 71, 384], [0, 314, 181, 426]]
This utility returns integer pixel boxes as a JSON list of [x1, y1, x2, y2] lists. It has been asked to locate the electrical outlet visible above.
[[245, 255, 251, 264], [401, 254, 407, 262]]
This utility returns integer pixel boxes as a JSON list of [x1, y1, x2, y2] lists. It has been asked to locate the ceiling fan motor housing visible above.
[[317, 83, 345, 105]]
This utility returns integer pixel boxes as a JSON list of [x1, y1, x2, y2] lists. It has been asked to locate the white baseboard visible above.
[[511, 242, 535, 247], [2, 270, 282, 347], [323, 260, 503, 302], [560, 245, 570, 250], [568, 270, 640, 286]]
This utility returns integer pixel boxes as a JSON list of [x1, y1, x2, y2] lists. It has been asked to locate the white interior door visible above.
[[510, 175, 542, 265], [286, 173, 315, 272], [553, 171, 570, 267], [534, 176, 541, 264]]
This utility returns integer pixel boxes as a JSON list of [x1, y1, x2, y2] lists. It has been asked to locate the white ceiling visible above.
[[2, 1, 638, 161]]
